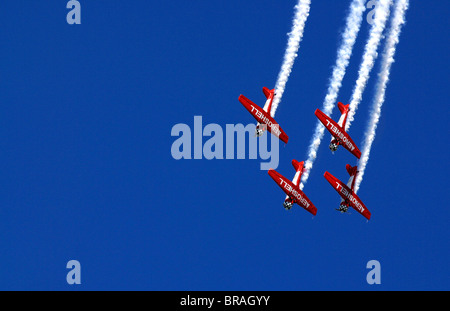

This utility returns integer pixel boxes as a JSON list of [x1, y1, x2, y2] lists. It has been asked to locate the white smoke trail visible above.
[[345, 0, 392, 131], [270, 0, 311, 117], [300, 0, 367, 189], [354, 0, 409, 194]]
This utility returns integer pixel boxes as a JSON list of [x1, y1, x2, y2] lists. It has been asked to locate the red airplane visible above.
[[315, 102, 361, 159], [268, 160, 317, 215], [324, 164, 371, 220], [238, 87, 289, 144]]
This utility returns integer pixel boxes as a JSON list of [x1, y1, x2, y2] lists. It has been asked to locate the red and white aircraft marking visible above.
[[268, 160, 317, 215], [238, 87, 289, 144], [324, 164, 371, 220], [315, 102, 361, 158]]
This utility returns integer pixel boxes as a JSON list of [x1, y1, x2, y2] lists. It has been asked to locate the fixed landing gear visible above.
[[255, 128, 264, 137], [329, 141, 339, 152], [283, 200, 294, 210], [255, 124, 267, 137], [336, 203, 349, 213]]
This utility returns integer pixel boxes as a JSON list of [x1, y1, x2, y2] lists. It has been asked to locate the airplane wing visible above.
[[239, 95, 289, 144], [324, 171, 371, 220], [268, 169, 317, 215], [315, 109, 361, 159]]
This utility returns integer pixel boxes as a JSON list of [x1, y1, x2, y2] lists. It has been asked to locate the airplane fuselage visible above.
[[334, 181, 365, 215], [325, 119, 356, 153], [256, 94, 275, 136], [329, 108, 348, 150], [324, 170, 371, 220], [278, 178, 311, 210], [251, 105, 281, 137], [268, 167, 316, 215], [315, 104, 361, 158], [238, 89, 289, 143]]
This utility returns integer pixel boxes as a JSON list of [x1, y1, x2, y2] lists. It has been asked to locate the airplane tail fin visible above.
[[337, 102, 350, 115], [292, 160, 305, 173], [337, 102, 350, 129], [346, 164, 358, 191], [291, 160, 305, 187], [346, 164, 358, 177], [262, 87, 275, 99]]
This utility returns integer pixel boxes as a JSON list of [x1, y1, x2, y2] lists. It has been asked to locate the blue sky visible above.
[[0, 1, 448, 290]]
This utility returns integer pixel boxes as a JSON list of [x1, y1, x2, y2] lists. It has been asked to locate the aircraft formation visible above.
[[238, 87, 371, 221], [235, 0, 410, 221]]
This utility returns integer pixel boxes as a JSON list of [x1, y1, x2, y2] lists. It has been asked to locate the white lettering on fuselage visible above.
[[335, 182, 365, 213], [279, 178, 310, 209], [250, 105, 281, 136], [325, 120, 355, 151]]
